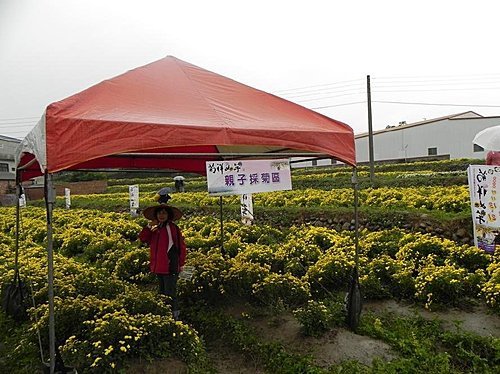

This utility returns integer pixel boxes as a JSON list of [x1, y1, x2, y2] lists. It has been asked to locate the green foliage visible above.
[[234, 243, 281, 271], [0, 158, 498, 372], [359, 255, 407, 299], [359, 312, 500, 373], [306, 247, 356, 296], [0, 311, 41, 374], [187, 306, 326, 373], [360, 228, 405, 258], [414, 259, 482, 308], [252, 273, 310, 308], [60, 310, 205, 372], [113, 246, 152, 283], [58, 227, 95, 256], [396, 233, 453, 266], [293, 299, 344, 337], [178, 251, 228, 303], [482, 261, 500, 312], [441, 329, 500, 372], [223, 260, 271, 299], [55, 171, 107, 182], [448, 244, 491, 272]]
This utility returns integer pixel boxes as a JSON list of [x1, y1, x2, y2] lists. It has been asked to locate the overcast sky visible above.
[[1, 0, 500, 139]]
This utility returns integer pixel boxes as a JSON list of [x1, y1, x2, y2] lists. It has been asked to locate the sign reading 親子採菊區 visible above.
[[468, 165, 500, 254], [206, 159, 292, 196]]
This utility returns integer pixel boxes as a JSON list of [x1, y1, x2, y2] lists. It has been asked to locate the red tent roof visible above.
[[17, 56, 355, 179]]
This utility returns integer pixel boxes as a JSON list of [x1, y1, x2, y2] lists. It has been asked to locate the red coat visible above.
[[139, 222, 187, 274]]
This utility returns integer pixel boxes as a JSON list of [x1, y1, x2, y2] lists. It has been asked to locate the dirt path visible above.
[[364, 299, 500, 337], [246, 312, 396, 368], [124, 300, 499, 373], [222, 299, 499, 370]]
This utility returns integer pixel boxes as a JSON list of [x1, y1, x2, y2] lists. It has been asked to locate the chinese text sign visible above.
[[468, 165, 500, 254], [206, 159, 292, 196], [129, 185, 139, 217]]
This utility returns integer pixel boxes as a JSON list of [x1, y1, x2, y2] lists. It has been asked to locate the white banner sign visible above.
[[64, 188, 71, 209], [19, 193, 26, 208], [206, 159, 292, 196], [129, 185, 139, 216], [468, 165, 500, 253], [241, 193, 254, 225]]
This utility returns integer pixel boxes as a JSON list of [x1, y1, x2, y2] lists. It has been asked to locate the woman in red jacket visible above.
[[139, 203, 186, 320]]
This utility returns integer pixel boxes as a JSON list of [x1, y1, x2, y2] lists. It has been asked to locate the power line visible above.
[[311, 101, 366, 109], [275, 75, 500, 95], [281, 83, 365, 96], [373, 80, 500, 88], [277, 82, 365, 97], [373, 86, 500, 93], [292, 91, 367, 103], [373, 73, 500, 81], [274, 78, 364, 94], [372, 100, 500, 108], [283, 86, 366, 99]]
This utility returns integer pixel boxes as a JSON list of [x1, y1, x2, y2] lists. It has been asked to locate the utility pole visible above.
[[367, 75, 375, 185]]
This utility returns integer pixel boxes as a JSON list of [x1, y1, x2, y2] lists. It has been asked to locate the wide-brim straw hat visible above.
[[143, 204, 183, 221]]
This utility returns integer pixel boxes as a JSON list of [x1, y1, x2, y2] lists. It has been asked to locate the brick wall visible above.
[[0, 181, 9, 194], [23, 180, 108, 201]]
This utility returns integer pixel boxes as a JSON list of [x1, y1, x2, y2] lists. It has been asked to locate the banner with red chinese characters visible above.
[[206, 159, 292, 196], [468, 165, 500, 254]]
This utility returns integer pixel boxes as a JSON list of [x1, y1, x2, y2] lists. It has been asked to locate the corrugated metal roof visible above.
[[0, 134, 22, 142], [356, 111, 487, 139]]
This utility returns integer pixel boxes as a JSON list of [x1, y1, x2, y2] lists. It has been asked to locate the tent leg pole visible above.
[[44, 172, 56, 374], [14, 170, 20, 272], [352, 167, 360, 270], [347, 166, 362, 331], [219, 196, 225, 255]]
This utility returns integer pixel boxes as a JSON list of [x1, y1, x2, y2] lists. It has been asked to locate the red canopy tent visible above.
[[18, 56, 355, 179], [15, 56, 359, 372]]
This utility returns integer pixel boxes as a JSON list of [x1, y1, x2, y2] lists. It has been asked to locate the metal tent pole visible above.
[[347, 166, 362, 330], [219, 196, 225, 255], [44, 171, 56, 374], [14, 170, 20, 274], [352, 167, 360, 272]]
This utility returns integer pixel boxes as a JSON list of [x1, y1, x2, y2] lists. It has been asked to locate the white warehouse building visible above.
[[355, 111, 500, 163]]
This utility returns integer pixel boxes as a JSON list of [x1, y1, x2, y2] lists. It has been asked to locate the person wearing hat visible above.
[[139, 201, 186, 320]]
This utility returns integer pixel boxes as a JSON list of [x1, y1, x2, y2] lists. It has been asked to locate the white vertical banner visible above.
[[241, 193, 254, 225], [206, 159, 292, 196], [129, 185, 139, 217], [64, 188, 71, 209], [468, 165, 500, 253], [19, 193, 26, 208]]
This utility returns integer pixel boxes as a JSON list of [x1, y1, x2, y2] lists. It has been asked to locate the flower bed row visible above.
[[1, 206, 498, 372], [42, 184, 472, 214]]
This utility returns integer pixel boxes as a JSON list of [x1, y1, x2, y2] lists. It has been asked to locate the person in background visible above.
[[173, 175, 185, 192], [486, 150, 500, 165], [139, 197, 186, 320]]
